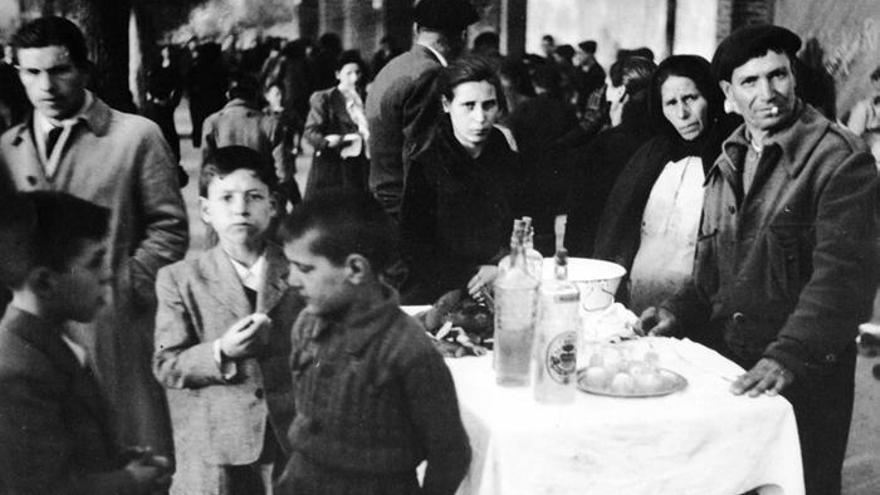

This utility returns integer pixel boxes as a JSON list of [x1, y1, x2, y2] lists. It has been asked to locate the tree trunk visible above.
[[54, 0, 136, 112]]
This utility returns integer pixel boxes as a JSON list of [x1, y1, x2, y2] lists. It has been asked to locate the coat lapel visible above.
[[257, 243, 291, 314], [1, 308, 109, 425], [203, 246, 253, 319]]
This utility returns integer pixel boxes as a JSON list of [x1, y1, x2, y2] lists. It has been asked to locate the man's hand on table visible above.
[[636, 306, 679, 336], [730, 357, 794, 397]]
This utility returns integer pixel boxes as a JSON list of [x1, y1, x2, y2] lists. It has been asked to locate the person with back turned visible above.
[[366, 0, 479, 220]]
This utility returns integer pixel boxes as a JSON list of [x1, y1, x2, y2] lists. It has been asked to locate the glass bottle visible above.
[[497, 219, 524, 277], [493, 222, 539, 386], [533, 248, 579, 403], [521, 216, 545, 277], [499, 217, 543, 276]]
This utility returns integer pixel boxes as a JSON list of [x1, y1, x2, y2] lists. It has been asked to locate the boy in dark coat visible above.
[[275, 190, 471, 495], [0, 191, 171, 494]]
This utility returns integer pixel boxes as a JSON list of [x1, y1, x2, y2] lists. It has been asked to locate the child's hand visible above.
[[219, 314, 271, 359]]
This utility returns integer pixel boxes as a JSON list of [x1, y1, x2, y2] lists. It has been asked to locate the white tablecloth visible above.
[[445, 337, 804, 495]]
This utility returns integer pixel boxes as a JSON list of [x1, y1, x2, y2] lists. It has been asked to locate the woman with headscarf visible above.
[[592, 55, 741, 313]]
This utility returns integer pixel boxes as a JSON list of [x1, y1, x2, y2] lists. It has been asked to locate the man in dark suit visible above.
[[365, 0, 478, 219]]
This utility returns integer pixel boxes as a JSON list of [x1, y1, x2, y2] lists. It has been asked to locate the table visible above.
[[445, 337, 804, 495]]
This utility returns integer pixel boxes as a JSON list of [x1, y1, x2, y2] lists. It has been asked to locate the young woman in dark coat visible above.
[[400, 56, 526, 304], [592, 55, 741, 312]]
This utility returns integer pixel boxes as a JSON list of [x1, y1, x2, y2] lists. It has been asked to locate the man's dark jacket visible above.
[[662, 102, 878, 376], [366, 44, 444, 218]]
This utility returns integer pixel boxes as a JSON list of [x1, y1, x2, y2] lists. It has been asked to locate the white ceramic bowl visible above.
[[541, 257, 627, 311]]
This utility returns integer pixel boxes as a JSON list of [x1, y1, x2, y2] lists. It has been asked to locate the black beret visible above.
[[414, 0, 479, 32], [578, 40, 597, 54], [711, 24, 801, 82]]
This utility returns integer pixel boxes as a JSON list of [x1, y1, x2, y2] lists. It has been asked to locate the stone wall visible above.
[[775, 0, 880, 120]]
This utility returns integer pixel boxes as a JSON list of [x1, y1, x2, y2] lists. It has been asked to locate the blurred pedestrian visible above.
[[370, 35, 401, 81], [143, 44, 182, 161], [202, 73, 298, 208], [264, 81, 305, 205], [303, 51, 371, 199], [186, 41, 228, 148], [309, 33, 342, 91]]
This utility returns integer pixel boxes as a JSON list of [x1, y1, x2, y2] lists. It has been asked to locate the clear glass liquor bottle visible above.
[[521, 216, 544, 277], [533, 248, 579, 403], [493, 223, 539, 386]]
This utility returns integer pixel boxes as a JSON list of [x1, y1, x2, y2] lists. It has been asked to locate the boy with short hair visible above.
[[153, 145, 303, 494], [0, 191, 172, 494], [275, 190, 471, 495]]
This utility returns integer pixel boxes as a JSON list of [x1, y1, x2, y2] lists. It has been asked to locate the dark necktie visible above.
[[45, 126, 63, 157], [244, 286, 257, 311]]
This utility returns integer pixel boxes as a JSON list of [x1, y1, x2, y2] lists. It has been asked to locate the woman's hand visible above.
[[468, 265, 499, 301], [636, 306, 679, 336]]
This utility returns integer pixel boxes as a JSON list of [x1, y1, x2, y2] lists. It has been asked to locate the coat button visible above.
[[26, 175, 37, 186], [824, 354, 837, 363], [255, 388, 264, 399], [728, 205, 736, 214], [732, 312, 746, 324]]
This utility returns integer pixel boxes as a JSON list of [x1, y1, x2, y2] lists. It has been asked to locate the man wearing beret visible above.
[[640, 25, 878, 495], [366, 0, 479, 220]]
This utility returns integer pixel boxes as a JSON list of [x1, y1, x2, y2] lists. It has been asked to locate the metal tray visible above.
[[576, 367, 688, 398]]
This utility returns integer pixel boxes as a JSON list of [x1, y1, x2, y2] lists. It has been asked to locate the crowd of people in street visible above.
[[0, 0, 878, 494]]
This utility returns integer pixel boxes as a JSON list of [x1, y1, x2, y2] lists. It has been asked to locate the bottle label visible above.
[[545, 331, 577, 384], [553, 292, 579, 303]]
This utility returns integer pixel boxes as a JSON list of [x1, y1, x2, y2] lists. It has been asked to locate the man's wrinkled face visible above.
[[17, 45, 87, 120], [721, 50, 797, 135]]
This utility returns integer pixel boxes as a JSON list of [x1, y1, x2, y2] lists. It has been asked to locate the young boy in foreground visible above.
[[0, 191, 171, 494], [153, 146, 302, 494], [275, 190, 471, 495]]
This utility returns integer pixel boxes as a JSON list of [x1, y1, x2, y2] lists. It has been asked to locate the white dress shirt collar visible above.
[[227, 252, 267, 293], [417, 41, 448, 67]]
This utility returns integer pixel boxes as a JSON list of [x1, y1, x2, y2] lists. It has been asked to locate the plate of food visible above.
[[576, 366, 687, 398]]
